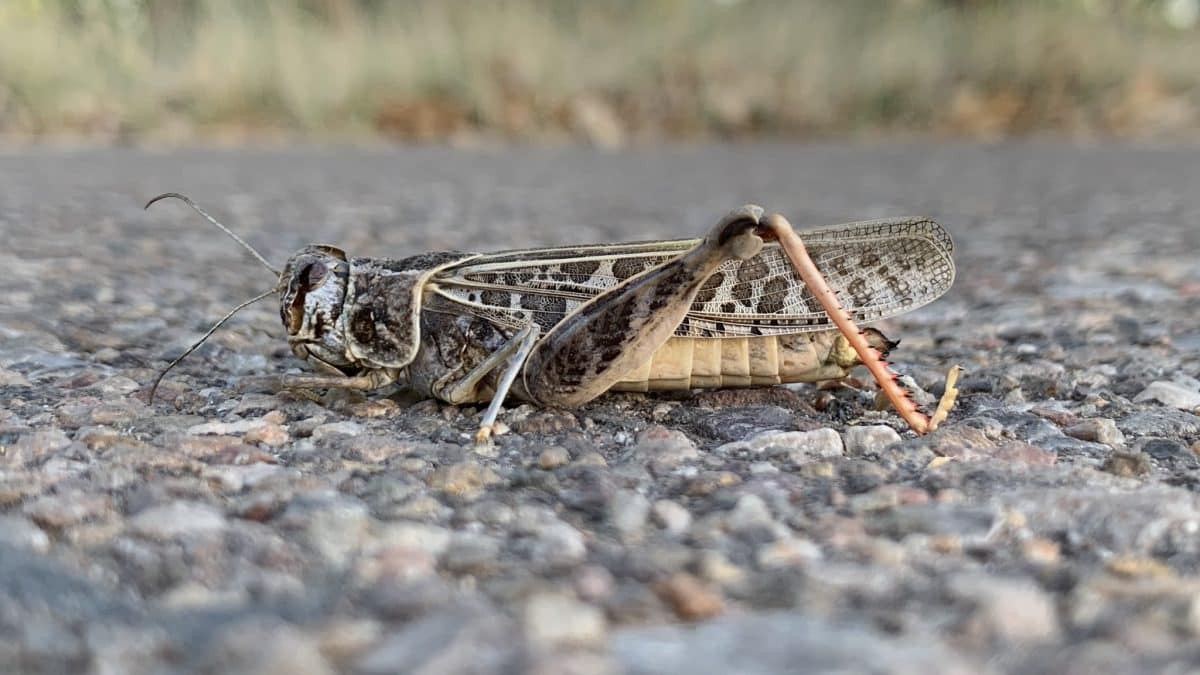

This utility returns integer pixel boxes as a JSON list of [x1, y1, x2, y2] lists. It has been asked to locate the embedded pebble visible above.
[[196, 620, 335, 675], [1134, 381, 1200, 411], [1138, 438, 1198, 469], [5, 429, 71, 466], [88, 401, 146, 426], [129, 501, 228, 541], [375, 522, 452, 558], [629, 426, 700, 474], [523, 592, 607, 648], [1102, 451, 1152, 477], [573, 451, 608, 468], [0, 515, 51, 553], [1118, 409, 1200, 438], [311, 421, 366, 440], [0, 367, 30, 386], [612, 612, 981, 674], [159, 582, 248, 610], [538, 446, 571, 470], [609, 490, 651, 541], [725, 494, 775, 533], [529, 521, 588, 566], [948, 575, 1061, 644], [842, 425, 902, 455], [716, 428, 844, 461], [756, 537, 822, 569], [575, 565, 617, 602], [24, 493, 113, 530], [357, 544, 438, 583], [654, 573, 725, 621], [205, 463, 286, 492], [278, 495, 373, 567], [186, 418, 272, 435], [344, 434, 415, 462], [651, 500, 692, 534], [91, 376, 141, 396], [439, 533, 502, 574], [428, 461, 502, 499], [1064, 418, 1126, 447], [355, 606, 517, 675], [243, 422, 289, 447]]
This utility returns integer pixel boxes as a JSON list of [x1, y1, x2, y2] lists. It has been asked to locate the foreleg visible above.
[[462, 324, 541, 444], [239, 369, 398, 393]]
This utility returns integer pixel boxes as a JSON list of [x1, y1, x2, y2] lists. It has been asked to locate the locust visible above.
[[145, 194, 961, 442]]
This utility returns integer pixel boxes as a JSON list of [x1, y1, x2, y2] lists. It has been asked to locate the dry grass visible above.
[[0, 0, 1197, 144]]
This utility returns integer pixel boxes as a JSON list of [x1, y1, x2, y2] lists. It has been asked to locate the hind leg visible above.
[[522, 205, 769, 408], [757, 213, 961, 434]]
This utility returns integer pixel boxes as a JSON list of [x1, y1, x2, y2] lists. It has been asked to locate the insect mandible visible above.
[[144, 194, 962, 442]]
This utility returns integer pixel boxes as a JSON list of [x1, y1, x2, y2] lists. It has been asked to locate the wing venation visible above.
[[429, 217, 954, 338]]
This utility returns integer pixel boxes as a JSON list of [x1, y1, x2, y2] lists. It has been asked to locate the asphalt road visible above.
[[1, 142, 1199, 674]]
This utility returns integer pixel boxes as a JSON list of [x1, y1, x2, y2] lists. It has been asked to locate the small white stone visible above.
[[749, 461, 780, 475], [1135, 381, 1200, 411], [0, 515, 51, 553], [130, 502, 228, 541], [1064, 418, 1126, 447], [93, 376, 141, 395], [756, 537, 822, 569], [203, 463, 285, 492], [651, 500, 692, 534], [159, 582, 247, 610], [725, 494, 774, 533], [610, 490, 651, 541], [538, 446, 570, 470], [277, 495, 373, 567], [716, 429, 843, 462], [949, 574, 1061, 644], [186, 418, 270, 436], [523, 592, 607, 648], [374, 522, 452, 557], [0, 368, 30, 386], [631, 426, 700, 470], [842, 425, 902, 455], [311, 421, 366, 439], [531, 521, 587, 566]]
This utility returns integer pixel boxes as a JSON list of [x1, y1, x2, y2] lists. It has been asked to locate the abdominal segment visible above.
[[608, 330, 880, 392]]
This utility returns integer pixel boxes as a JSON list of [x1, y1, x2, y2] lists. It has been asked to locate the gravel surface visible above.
[[1, 142, 1199, 674]]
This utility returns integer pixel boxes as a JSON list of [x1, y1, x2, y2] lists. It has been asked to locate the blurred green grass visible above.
[[1, 0, 1197, 144]]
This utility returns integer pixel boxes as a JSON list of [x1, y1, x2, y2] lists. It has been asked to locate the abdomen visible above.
[[609, 331, 863, 392]]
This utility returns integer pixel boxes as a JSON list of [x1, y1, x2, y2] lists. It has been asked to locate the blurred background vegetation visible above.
[[0, 0, 1197, 145]]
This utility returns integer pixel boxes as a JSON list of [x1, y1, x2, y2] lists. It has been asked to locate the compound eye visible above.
[[300, 261, 328, 289]]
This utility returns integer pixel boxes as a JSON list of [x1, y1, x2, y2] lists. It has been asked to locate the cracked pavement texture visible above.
[[1, 142, 1200, 674]]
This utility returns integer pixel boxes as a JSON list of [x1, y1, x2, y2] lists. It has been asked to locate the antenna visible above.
[[146, 286, 279, 402], [142, 192, 284, 402], [145, 192, 279, 276]]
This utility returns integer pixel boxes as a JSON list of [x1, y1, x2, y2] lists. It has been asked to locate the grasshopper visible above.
[[146, 194, 961, 442]]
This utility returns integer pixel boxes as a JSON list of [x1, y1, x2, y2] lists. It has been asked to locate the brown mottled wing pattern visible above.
[[428, 218, 954, 338]]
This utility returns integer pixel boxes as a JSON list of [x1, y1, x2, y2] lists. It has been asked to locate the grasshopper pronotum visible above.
[[146, 195, 961, 442]]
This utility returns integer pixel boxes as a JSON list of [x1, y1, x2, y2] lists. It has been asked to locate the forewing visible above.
[[685, 217, 955, 336], [428, 241, 691, 333], [430, 217, 954, 338]]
